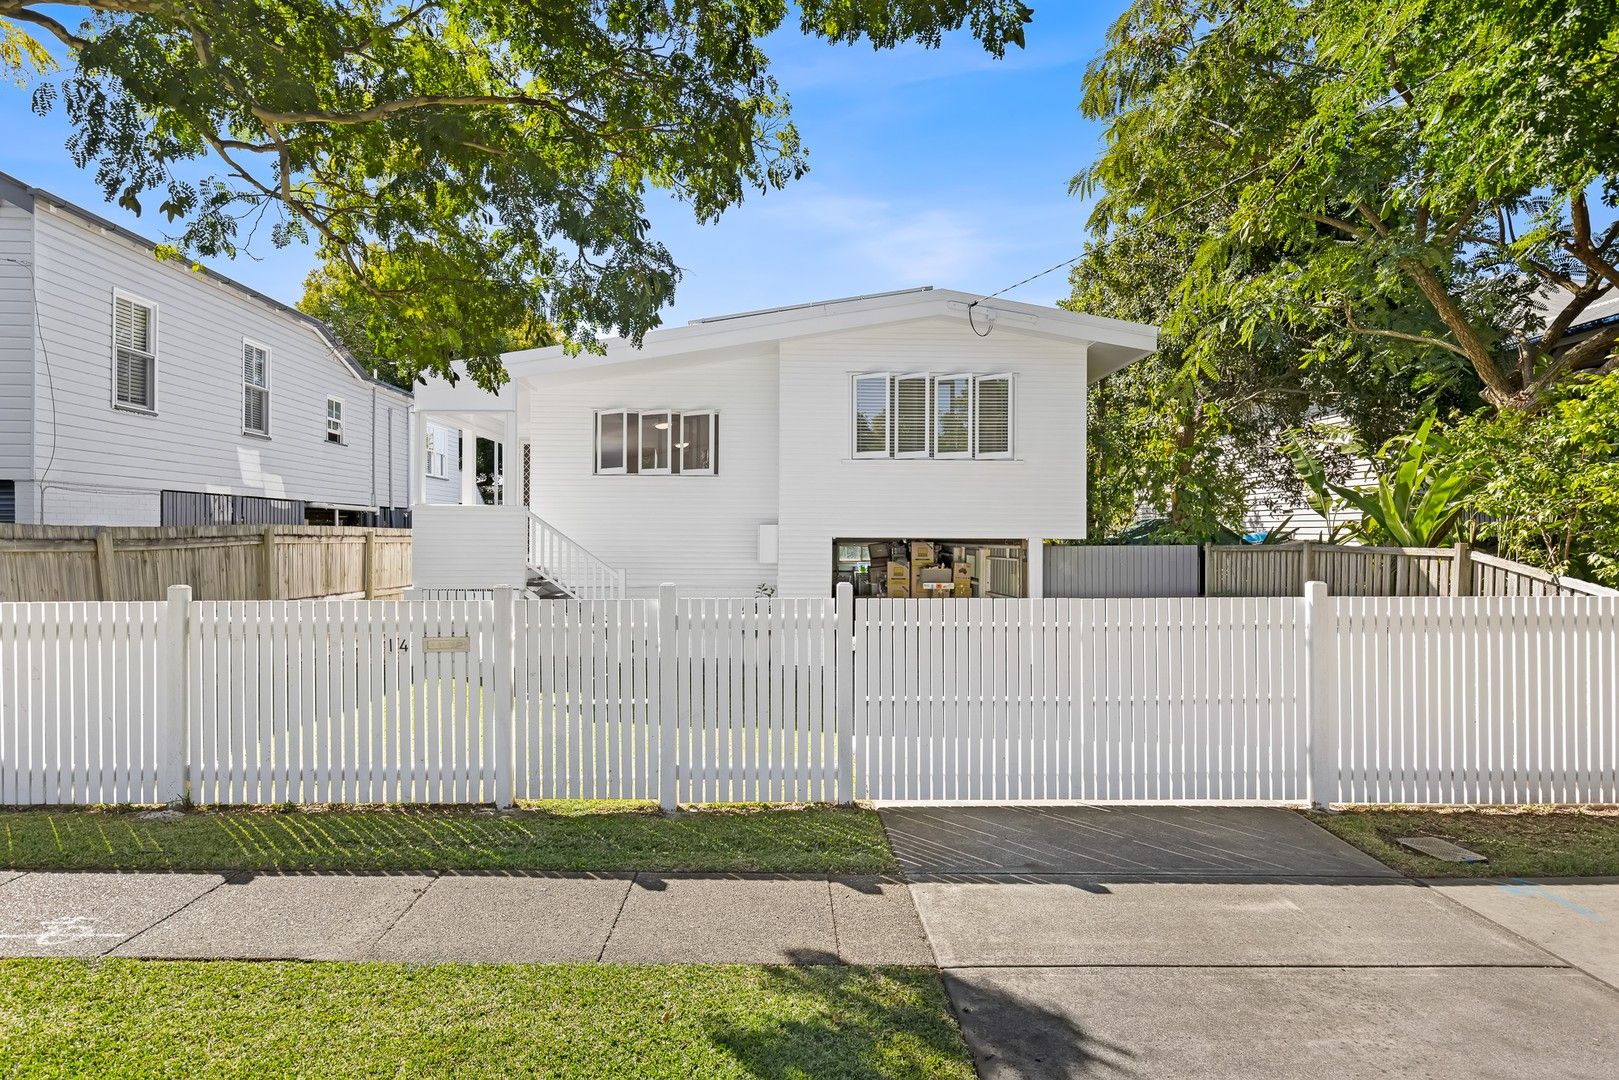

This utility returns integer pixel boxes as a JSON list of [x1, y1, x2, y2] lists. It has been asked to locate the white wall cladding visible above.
[[19, 204, 409, 524], [776, 316, 1088, 598], [0, 201, 34, 510], [524, 350, 781, 597], [412, 504, 529, 589]]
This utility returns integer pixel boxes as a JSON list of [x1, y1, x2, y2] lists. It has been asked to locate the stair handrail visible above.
[[526, 511, 626, 599]]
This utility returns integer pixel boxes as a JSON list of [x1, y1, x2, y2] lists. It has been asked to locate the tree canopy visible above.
[[3, 0, 1032, 388], [1077, 0, 1619, 411], [1068, 203, 1437, 542]]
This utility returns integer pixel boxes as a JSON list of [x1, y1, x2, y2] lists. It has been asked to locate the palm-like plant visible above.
[[1289, 417, 1478, 547]]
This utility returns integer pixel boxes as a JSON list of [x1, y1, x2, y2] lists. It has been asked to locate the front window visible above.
[[639, 411, 673, 474], [852, 374, 892, 457], [851, 372, 1013, 459], [425, 426, 448, 477], [595, 410, 718, 475]]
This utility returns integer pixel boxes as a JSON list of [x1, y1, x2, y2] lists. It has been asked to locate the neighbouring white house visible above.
[[0, 172, 412, 527], [410, 287, 1157, 598]]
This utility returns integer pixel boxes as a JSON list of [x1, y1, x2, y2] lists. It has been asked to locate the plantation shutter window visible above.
[[892, 373, 931, 457], [112, 293, 156, 411], [852, 374, 892, 457], [326, 398, 344, 443], [596, 410, 629, 473], [974, 375, 1013, 458], [933, 375, 973, 457], [242, 341, 270, 435]]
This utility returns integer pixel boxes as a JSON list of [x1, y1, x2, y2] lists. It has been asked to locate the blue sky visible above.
[[0, 5, 1122, 325]]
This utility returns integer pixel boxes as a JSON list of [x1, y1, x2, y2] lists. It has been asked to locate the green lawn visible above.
[[1306, 806, 1619, 878], [0, 960, 973, 1080], [0, 802, 896, 874]]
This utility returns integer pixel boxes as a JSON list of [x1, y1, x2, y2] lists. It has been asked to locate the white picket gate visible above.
[[856, 597, 1306, 803], [2, 585, 1617, 808]]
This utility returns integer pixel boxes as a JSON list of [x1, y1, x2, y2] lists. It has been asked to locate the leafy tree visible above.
[[1442, 375, 1619, 585], [298, 261, 555, 390], [1068, 211, 1427, 542], [1078, 0, 1619, 411], [3, 0, 1032, 388]]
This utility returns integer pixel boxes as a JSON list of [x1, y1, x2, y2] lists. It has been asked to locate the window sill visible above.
[[243, 430, 272, 441], [113, 403, 158, 417]]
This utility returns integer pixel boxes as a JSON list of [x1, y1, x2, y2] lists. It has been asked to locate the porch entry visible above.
[[7, 585, 1614, 810]]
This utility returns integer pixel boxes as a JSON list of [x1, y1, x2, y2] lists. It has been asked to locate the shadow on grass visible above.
[[715, 957, 1139, 1080]]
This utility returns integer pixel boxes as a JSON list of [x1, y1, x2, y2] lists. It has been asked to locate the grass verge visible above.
[[1306, 806, 1619, 878], [0, 802, 897, 874], [0, 960, 973, 1079]]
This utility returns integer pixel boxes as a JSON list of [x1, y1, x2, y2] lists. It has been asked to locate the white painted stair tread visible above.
[[1397, 836, 1488, 863]]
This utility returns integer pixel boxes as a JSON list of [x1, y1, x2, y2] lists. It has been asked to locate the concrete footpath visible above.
[[881, 806, 1619, 1080], [0, 870, 931, 965], [3, 807, 1618, 1079]]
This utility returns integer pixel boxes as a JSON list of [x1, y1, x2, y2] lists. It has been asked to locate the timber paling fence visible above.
[[1, 584, 1616, 808], [0, 525, 413, 603]]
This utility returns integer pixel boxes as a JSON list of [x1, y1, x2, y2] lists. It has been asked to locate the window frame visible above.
[[110, 288, 158, 414], [851, 372, 894, 459], [677, 410, 718, 476], [972, 373, 1015, 459], [637, 410, 675, 475], [595, 409, 631, 475], [425, 425, 449, 478], [891, 372, 933, 459], [326, 396, 345, 445], [931, 373, 975, 459], [241, 338, 271, 437]]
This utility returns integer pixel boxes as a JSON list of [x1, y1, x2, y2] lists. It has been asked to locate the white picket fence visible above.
[[1, 586, 1616, 808]]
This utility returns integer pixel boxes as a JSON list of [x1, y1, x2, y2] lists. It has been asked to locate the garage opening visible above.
[[833, 539, 1027, 598]]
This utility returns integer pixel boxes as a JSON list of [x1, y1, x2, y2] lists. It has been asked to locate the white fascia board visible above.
[[500, 288, 1159, 382]]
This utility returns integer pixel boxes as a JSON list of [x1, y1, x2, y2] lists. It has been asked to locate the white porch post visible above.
[[502, 410, 521, 508], [1025, 537, 1044, 599], [408, 409, 425, 507], [459, 428, 478, 506]]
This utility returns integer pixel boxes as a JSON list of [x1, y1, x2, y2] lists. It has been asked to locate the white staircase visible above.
[[526, 511, 625, 599]]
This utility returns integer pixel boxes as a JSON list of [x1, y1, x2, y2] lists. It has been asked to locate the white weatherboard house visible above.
[[411, 287, 1156, 599], [0, 173, 412, 527]]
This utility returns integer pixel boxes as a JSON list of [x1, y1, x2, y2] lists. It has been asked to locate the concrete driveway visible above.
[[882, 805, 1619, 1079]]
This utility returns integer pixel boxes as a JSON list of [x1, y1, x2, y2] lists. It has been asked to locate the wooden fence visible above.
[[3, 583, 1616, 809], [1204, 541, 1614, 599], [0, 525, 411, 602]]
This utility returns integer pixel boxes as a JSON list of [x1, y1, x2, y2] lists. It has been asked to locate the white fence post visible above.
[[658, 583, 679, 812], [159, 584, 192, 805], [835, 581, 856, 803], [492, 586, 517, 807], [1304, 580, 1338, 807]]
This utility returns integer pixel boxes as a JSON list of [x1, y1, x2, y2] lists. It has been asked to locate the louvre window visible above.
[[242, 341, 270, 435], [595, 410, 719, 475], [974, 375, 1013, 457], [113, 293, 156, 411], [893, 374, 930, 458], [0, 480, 14, 524], [852, 374, 892, 457], [852, 372, 1013, 459], [326, 397, 345, 444]]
